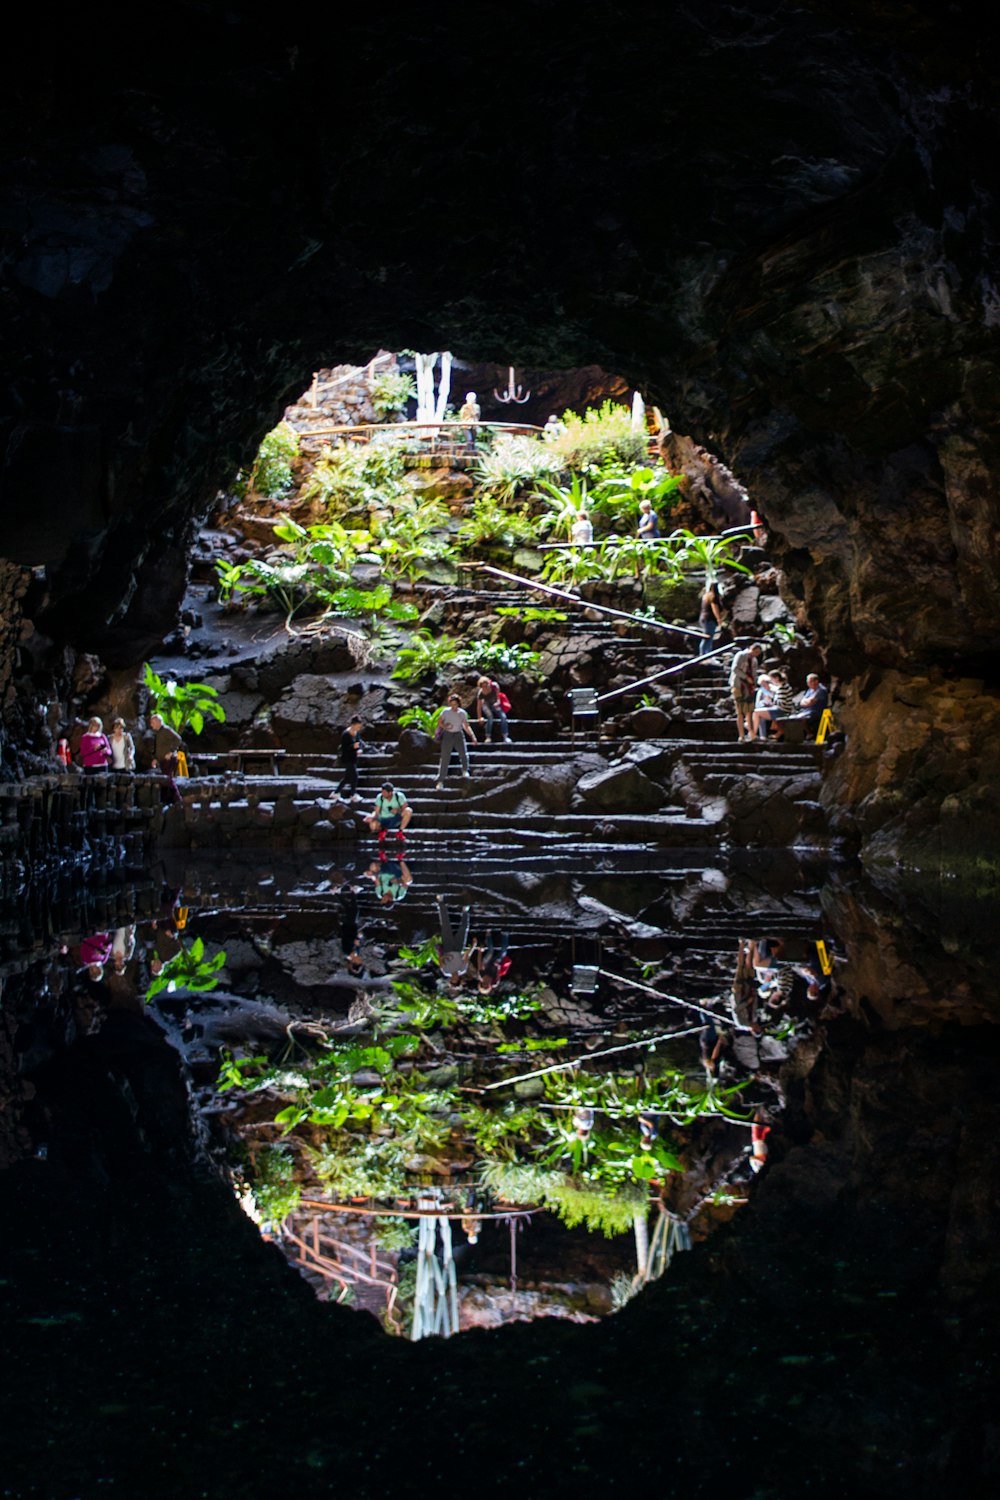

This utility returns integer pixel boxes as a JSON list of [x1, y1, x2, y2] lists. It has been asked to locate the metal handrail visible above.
[[537, 526, 754, 551], [597, 638, 752, 702], [465, 562, 706, 640], [294, 419, 544, 441]]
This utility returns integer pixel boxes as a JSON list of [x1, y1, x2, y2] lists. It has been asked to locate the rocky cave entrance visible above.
[[101, 348, 844, 1339]]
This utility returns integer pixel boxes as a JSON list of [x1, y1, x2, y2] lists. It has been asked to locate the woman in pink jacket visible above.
[[79, 717, 112, 775]]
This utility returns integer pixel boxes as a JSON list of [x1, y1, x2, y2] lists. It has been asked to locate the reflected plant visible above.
[[249, 1143, 301, 1226], [145, 936, 227, 1002]]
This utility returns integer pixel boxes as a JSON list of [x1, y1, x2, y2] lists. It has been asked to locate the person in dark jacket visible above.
[[337, 716, 365, 802]]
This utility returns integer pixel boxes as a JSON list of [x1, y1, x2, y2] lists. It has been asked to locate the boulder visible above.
[[396, 727, 434, 765], [271, 675, 350, 751], [573, 761, 664, 813], [256, 631, 369, 699]]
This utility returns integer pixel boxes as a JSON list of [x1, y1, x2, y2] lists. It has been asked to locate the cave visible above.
[[2, 5, 999, 1497]]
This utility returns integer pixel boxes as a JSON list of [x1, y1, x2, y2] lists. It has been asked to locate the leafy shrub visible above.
[[250, 1143, 301, 1226], [142, 663, 226, 737], [391, 629, 460, 681], [549, 401, 648, 470], [373, 1216, 419, 1252], [478, 1160, 645, 1237], [369, 369, 417, 419], [454, 640, 542, 675], [146, 937, 227, 1002], [250, 422, 299, 498], [458, 494, 536, 549], [300, 439, 407, 512], [474, 433, 561, 503], [397, 705, 443, 735]]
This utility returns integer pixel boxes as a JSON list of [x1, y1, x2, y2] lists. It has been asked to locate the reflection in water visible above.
[[2, 852, 846, 1337], [132, 852, 839, 1336]]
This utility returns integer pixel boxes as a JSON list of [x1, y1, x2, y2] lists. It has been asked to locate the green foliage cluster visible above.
[[249, 1143, 301, 1226], [397, 705, 443, 736], [372, 1215, 419, 1252], [539, 529, 751, 588], [547, 401, 648, 470], [250, 422, 299, 498], [458, 494, 536, 549], [479, 1161, 647, 1236], [142, 663, 226, 737], [145, 936, 227, 1002], [369, 369, 416, 419], [473, 433, 561, 503], [494, 605, 568, 623], [299, 436, 408, 512]]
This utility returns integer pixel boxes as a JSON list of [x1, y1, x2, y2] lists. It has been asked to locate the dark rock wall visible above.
[[2, 1, 998, 865]]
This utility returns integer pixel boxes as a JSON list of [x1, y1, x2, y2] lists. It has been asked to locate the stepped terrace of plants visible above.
[[208, 401, 754, 676]]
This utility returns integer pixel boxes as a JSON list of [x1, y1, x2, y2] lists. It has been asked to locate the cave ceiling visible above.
[[1, 0, 997, 676]]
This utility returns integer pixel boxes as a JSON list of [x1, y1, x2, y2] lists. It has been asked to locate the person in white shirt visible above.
[[436, 692, 477, 789], [571, 510, 593, 545]]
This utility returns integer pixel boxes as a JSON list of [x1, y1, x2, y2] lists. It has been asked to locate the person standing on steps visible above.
[[475, 676, 512, 744], [729, 642, 762, 742], [697, 581, 723, 656], [336, 715, 365, 802], [436, 692, 477, 789], [365, 781, 412, 842]]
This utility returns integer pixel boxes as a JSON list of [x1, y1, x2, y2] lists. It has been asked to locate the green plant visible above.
[[540, 544, 613, 587], [479, 1160, 646, 1237], [373, 497, 455, 582], [249, 421, 299, 499], [372, 1216, 419, 1252], [391, 629, 460, 682], [142, 664, 226, 737], [458, 494, 536, 549], [214, 559, 246, 606], [454, 639, 542, 675], [145, 937, 227, 1002], [474, 433, 561, 503], [536, 473, 592, 539], [494, 606, 568, 623], [592, 462, 684, 517], [249, 1143, 301, 1225], [369, 369, 416, 419], [767, 620, 798, 646], [674, 530, 753, 581], [299, 439, 407, 513], [549, 401, 648, 471], [397, 706, 443, 736]]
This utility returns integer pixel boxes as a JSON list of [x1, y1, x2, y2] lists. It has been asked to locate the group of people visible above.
[[68, 713, 185, 776], [729, 644, 828, 742], [436, 897, 512, 994]]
